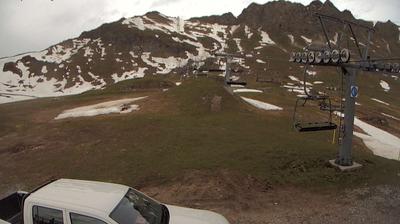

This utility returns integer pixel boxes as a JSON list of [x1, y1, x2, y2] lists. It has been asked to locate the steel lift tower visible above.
[[289, 13, 400, 170], [214, 52, 247, 86]]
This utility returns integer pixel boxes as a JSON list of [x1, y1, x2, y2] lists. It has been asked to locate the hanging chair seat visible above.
[[207, 69, 225, 72], [226, 81, 247, 86], [295, 122, 337, 132], [297, 94, 328, 100], [292, 62, 337, 133]]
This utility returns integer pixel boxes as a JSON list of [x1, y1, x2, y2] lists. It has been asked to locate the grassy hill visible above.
[[1, 75, 399, 196]]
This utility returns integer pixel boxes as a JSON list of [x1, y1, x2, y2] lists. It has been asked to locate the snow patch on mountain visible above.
[[84, 46, 94, 57], [256, 59, 266, 64], [380, 80, 390, 92], [306, 70, 317, 76], [76, 65, 82, 73], [330, 32, 339, 45], [41, 66, 48, 74], [230, 25, 240, 34], [0, 49, 117, 104], [371, 98, 390, 106], [259, 30, 276, 45], [234, 89, 263, 93], [288, 34, 294, 44], [111, 68, 147, 83], [35, 38, 92, 64], [288, 75, 300, 82], [141, 52, 159, 67], [55, 97, 147, 120], [283, 85, 310, 94], [381, 113, 400, 121], [241, 97, 282, 111], [301, 36, 312, 44], [0, 14, 234, 105], [123, 14, 182, 34], [354, 118, 400, 161], [152, 56, 187, 74], [233, 38, 243, 52], [244, 25, 253, 38]]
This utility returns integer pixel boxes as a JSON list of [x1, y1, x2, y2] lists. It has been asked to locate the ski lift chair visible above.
[[292, 60, 337, 132], [293, 96, 337, 132], [226, 80, 247, 86], [226, 66, 247, 86]]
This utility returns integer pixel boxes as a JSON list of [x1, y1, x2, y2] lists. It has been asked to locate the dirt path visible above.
[[141, 170, 400, 224]]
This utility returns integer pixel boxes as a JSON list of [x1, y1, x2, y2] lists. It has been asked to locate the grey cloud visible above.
[[0, 0, 399, 58], [0, 0, 112, 57], [150, 0, 183, 9]]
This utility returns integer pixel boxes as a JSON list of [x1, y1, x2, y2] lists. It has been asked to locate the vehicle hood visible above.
[[165, 205, 230, 224]]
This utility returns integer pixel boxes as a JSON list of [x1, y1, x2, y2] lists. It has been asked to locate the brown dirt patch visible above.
[[141, 170, 400, 224]]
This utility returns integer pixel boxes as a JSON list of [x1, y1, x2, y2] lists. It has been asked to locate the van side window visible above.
[[70, 213, 107, 224], [32, 206, 64, 224]]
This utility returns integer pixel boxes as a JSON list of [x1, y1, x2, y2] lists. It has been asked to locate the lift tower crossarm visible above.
[[315, 13, 374, 59], [314, 13, 375, 32]]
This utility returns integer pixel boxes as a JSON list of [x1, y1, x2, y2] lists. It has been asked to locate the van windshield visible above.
[[110, 189, 166, 224]]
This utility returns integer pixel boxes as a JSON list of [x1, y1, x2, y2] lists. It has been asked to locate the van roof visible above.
[[29, 179, 129, 214]]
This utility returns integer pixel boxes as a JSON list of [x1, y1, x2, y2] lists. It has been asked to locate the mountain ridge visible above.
[[0, 0, 399, 104]]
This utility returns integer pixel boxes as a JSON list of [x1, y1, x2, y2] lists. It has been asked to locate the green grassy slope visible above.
[[0, 76, 399, 195]]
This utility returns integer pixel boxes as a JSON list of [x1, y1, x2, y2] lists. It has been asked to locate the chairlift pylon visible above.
[[289, 13, 400, 167], [214, 52, 247, 86], [256, 58, 276, 83]]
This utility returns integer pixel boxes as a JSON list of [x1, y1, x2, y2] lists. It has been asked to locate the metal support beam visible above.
[[318, 16, 332, 49], [315, 13, 375, 32], [335, 67, 357, 166], [363, 30, 373, 60], [348, 24, 363, 58], [225, 56, 232, 83]]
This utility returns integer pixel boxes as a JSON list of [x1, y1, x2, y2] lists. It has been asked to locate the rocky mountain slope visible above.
[[0, 0, 399, 104]]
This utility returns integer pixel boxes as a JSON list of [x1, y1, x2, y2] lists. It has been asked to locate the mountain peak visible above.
[[144, 11, 170, 19], [309, 0, 323, 7], [145, 11, 162, 16], [1, 0, 400, 105], [321, 0, 340, 12], [189, 12, 237, 25]]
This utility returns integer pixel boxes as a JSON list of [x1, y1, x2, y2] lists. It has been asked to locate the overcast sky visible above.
[[0, 0, 399, 58]]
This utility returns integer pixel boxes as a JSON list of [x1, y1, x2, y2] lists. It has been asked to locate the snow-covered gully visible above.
[[55, 97, 147, 120]]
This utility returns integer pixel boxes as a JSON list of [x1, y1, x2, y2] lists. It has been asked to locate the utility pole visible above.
[[225, 55, 232, 83]]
